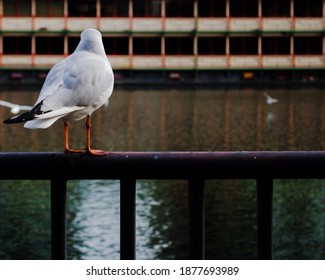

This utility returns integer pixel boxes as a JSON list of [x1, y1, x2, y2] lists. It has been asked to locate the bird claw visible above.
[[64, 147, 108, 156], [85, 149, 108, 156], [64, 148, 84, 154]]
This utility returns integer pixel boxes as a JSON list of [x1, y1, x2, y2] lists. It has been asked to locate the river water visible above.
[[0, 86, 324, 260]]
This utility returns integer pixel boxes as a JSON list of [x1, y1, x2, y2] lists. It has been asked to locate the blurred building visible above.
[[0, 0, 324, 84]]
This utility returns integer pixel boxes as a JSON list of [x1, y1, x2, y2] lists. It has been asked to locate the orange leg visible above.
[[64, 117, 107, 156], [84, 115, 107, 156], [64, 121, 73, 153], [64, 121, 84, 154]]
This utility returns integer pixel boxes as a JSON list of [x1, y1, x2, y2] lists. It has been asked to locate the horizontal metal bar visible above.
[[1, 151, 325, 180]]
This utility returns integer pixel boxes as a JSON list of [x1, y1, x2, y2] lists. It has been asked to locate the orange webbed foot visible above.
[[85, 148, 108, 156]]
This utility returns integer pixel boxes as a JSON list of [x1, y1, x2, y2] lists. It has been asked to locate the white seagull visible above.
[[3, 29, 114, 156], [263, 92, 278, 105], [0, 100, 33, 114]]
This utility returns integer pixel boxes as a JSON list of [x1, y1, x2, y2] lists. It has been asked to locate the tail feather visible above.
[[3, 111, 34, 124], [3, 101, 43, 124]]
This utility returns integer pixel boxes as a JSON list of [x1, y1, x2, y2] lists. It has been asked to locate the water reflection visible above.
[[273, 179, 325, 260], [139, 180, 189, 260], [67, 180, 120, 259], [0, 180, 51, 259], [0, 87, 324, 259]]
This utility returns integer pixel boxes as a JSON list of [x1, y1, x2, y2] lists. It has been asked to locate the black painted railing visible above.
[[1, 151, 325, 260]]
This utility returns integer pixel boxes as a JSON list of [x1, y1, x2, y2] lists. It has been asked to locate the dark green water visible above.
[[0, 87, 324, 259]]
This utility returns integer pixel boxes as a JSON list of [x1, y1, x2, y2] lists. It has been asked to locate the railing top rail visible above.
[[0, 151, 325, 180]]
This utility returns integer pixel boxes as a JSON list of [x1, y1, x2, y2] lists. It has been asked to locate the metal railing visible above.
[[1, 151, 325, 260]]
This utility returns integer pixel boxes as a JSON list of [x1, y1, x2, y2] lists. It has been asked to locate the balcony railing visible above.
[[0, 151, 325, 260], [1, 17, 324, 33]]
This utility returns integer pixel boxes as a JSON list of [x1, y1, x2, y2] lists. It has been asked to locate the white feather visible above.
[[24, 118, 61, 129]]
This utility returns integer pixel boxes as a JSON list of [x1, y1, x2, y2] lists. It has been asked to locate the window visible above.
[[36, 0, 64, 16], [165, 37, 193, 55], [262, 0, 290, 17], [101, 0, 128, 17], [68, 0, 96, 17], [103, 37, 129, 55], [3, 0, 31, 16], [165, 0, 193, 17], [69, 36, 129, 55], [294, 37, 323, 54], [198, 37, 226, 54], [198, 0, 226, 17], [133, 0, 161, 17], [133, 37, 161, 55], [294, 0, 323, 17], [36, 37, 64, 54], [262, 37, 290, 54], [3, 37, 31, 54], [230, 0, 258, 17], [68, 36, 80, 54], [230, 37, 258, 54]]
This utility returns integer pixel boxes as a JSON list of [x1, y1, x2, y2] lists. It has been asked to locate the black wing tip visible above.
[[3, 101, 44, 124], [3, 118, 13, 124], [3, 111, 34, 124]]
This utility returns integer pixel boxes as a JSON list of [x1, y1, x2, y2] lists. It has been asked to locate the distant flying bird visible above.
[[3, 29, 114, 156], [264, 92, 278, 105], [0, 100, 32, 114]]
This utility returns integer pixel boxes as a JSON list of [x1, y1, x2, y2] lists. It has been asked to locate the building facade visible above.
[[0, 0, 324, 84]]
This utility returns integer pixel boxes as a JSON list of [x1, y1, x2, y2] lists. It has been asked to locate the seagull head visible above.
[[80, 29, 102, 40], [75, 29, 106, 56]]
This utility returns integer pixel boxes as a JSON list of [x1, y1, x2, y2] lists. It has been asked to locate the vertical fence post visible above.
[[256, 178, 273, 260], [188, 178, 205, 260], [51, 178, 67, 260], [120, 178, 136, 260]]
